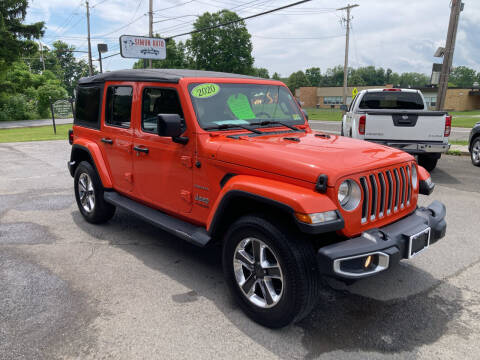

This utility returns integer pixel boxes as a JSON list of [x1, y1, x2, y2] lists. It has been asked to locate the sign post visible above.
[[49, 97, 57, 135], [119, 35, 166, 60]]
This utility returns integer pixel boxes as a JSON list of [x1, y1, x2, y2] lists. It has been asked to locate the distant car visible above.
[[468, 121, 480, 166], [140, 48, 159, 56], [342, 88, 451, 171]]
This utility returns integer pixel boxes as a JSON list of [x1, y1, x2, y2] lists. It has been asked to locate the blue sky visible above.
[[26, 0, 480, 78]]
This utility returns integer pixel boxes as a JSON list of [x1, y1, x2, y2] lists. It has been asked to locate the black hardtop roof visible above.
[[78, 68, 264, 85]]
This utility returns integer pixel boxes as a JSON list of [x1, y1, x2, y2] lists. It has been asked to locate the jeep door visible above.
[[100, 83, 135, 193], [132, 85, 193, 213]]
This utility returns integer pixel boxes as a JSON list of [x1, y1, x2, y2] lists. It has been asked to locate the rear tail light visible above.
[[358, 115, 366, 135], [68, 129, 74, 145], [444, 115, 452, 137], [383, 88, 401, 92]]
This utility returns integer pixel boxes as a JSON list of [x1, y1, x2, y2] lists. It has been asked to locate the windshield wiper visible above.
[[250, 120, 301, 132], [203, 123, 262, 134]]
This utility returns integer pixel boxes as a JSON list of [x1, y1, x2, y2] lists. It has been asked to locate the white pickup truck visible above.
[[342, 88, 451, 171]]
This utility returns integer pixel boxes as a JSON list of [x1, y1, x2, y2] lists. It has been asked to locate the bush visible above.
[[36, 81, 68, 118], [0, 94, 37, 121]]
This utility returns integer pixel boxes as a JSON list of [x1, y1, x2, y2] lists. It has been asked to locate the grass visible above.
[[450, 110, 480, 116], [447, 150, 462, 156], [305, 108, 343, 121], [0, 124, 72, 143], [451, 116, 478, 128]]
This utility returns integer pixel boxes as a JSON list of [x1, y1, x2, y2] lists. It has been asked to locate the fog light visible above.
[[364, 255, 372, 268]]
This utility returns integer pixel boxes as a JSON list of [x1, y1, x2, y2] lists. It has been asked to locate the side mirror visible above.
[[157, 114, 188, 144], [301, 108, 309, 121]]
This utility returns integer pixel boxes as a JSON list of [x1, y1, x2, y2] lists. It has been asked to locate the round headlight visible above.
[[411, 165, 418, 190], [338, 180, 361, 211], [338, 181, 350, 205]]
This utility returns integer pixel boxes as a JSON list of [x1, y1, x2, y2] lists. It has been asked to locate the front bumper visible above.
[[369, 141, 450, 154], [317, 201, 446, 280]]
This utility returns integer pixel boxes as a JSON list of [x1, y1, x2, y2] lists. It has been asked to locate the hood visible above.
[[214, 131, 413, 186]]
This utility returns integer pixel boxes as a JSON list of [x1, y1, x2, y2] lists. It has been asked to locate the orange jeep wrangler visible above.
[[68, 69, 446, 328]]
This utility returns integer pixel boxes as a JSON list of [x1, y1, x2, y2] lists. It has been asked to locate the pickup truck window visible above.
[[359, 92, 424, 110], [142, 88, 184, 133], [75, 86, 101, 129], [105, 86, 133, 128], [188, 83, 303, 130]]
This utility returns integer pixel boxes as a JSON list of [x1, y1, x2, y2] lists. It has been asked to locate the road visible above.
[[1, 140, 479, 359], [0, 118, 73, 129], [309, 120, 471, 142]]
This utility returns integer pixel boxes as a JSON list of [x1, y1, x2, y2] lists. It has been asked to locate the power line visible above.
[[167, 0, 313, 39], [98, 0, 314, 61]]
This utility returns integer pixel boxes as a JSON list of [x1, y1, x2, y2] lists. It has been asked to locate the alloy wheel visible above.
[[78, 173, 95, 213], [233, 237, 284, 308], [473, 139, 480, 163]]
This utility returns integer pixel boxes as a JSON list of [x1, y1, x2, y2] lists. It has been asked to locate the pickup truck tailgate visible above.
[[364, 111, 446, 142]]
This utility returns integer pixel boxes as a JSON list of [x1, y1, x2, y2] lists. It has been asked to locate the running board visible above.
[[104, 192, 211, 247]]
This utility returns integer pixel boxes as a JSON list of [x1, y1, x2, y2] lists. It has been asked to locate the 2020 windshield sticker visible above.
[[191, 83, 220, 98]]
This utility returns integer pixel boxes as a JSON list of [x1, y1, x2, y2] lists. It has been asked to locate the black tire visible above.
[[470, 137, 480, 167], [418, 154, 438, 172], [340, 122, 344, 136], [222, 215, 320, 328], [74, 161, 116, 224]]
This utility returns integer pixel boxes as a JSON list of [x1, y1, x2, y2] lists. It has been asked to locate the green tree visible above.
[[271, 72, 281, 80], [321, 66, 344, 86], [287, 70, 310, 93], [187, 10, 254, 74], [305, 67, 321, 86], [449, 66, 477, 88], [397, 72, 429, 87], [52, 41, 89, 95], [0, 0, 44, 71], [252, 67, 269, 78], [133, 37, 189, 70]]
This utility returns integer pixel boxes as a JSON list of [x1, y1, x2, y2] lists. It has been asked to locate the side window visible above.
[[105, 86, 133, 128], [75, 86, 101, 129], [142, 88, 184, 134]]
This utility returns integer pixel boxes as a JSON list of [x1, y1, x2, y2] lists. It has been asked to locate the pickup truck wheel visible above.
[[471, 138, 480, 167], [74, 161, 116, 224], [222, 215, 320, 328], [417, 155, 438, 172]]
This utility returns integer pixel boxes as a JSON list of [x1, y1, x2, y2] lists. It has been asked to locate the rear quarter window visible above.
[[359, 92, 424, 110], [74, 86, 102, 129]]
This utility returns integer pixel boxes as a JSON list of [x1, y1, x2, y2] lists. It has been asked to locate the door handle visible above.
[[133, 145, 149, 154], [101, 138, 113, 144]]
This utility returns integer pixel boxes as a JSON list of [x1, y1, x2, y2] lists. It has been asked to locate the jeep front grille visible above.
[[360, 164, 414, 224]]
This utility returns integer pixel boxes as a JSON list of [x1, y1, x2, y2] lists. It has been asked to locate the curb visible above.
[[448, 145, 470, 156]]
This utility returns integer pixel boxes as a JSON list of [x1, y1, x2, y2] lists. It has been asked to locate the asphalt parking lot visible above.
[[1, 140, 479, 360]]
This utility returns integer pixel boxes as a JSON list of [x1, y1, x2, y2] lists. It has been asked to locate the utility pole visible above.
[[148, 0, 153, 69], [436, 0, 463, 110], [337, 4, 359, 108], [38, 41, 46, 71], [86, 1, 93, 76]]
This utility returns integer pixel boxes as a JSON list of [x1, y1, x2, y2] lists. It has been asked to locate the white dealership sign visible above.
[[119, 35, 166, 60]]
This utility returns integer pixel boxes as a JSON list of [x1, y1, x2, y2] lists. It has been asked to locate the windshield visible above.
[[188, 83, 304, 130], [359, 91, 425, 110]]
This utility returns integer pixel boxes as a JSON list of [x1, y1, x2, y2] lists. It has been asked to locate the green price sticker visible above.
[[191, 83, 220, 98]]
